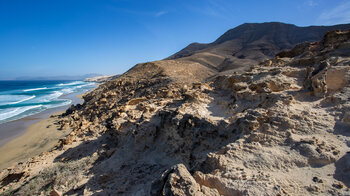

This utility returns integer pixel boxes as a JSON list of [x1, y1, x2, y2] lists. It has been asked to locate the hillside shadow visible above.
[[289, 89, 322, 103], [53, 133, 116, 163], [333, 122, 350, 137], [51, 101, 240, 195], [334, 152, 350, 188]]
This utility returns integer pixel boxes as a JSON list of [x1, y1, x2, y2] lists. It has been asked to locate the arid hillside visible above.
[[1, 28, 350, 195], [168, 22, 350, 74]]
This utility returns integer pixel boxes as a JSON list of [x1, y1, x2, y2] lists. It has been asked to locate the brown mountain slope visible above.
[[167, 22, 350, 74]]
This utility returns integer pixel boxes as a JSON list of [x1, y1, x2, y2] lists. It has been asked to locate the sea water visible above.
[[0, 80, 96, 124]]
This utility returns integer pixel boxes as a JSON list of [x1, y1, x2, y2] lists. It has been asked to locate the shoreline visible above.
[[0, 92, 85, 170]]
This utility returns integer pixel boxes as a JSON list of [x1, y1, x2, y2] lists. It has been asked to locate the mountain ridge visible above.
[[167, 22, 350, 74]]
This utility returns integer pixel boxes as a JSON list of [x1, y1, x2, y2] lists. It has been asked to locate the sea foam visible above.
[[0, 105, 43, 121], [0, 95, 36, 106], [0, 80, 96, 124], [23, 87, 48, 92], [57, 81, 84, 86]]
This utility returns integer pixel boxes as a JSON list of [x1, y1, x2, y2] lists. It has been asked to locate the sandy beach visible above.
[[0, 92, 84, 170]]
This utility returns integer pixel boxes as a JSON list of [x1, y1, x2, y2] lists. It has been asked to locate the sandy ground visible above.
[[0, 112, 71, 170], [0, 92, 85, 170]]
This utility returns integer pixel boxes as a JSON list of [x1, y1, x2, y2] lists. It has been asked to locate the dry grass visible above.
[[2, 156, 96, 196]]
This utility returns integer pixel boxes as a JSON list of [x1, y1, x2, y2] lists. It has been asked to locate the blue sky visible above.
[[0, 0, 349, 79]]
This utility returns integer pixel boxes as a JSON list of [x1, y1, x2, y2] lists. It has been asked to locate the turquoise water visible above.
[[0, 80, 96, 124]]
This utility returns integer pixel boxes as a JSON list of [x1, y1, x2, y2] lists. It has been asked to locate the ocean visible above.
[[0, 80, 96, 124]]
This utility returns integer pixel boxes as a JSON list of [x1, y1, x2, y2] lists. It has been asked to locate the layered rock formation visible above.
[[1, 29, 350, 195]]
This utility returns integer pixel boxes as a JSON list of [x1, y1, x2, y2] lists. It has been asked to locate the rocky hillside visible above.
[[168, 22, 350, 74], [1, 29, 350, 195], [84, 75, 119, 83]]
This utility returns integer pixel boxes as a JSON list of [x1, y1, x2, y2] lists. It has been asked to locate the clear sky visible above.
[[0, 0, 349, 79]]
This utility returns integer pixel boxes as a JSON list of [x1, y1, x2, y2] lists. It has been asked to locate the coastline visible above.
[[0, 92, 85, 170]]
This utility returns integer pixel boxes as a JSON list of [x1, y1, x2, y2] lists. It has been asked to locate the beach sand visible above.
[[0, 92, 84, 170]]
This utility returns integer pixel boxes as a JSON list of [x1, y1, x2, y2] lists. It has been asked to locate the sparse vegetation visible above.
[[4, 157, 96, 195]]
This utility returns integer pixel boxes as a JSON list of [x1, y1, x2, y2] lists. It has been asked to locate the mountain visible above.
[[167, 22, 350, 74], [14, 73, 103, 81]]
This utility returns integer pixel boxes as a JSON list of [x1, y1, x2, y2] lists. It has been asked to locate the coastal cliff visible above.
[[1, 28, 350, 195], [84, 75, 119, 83]]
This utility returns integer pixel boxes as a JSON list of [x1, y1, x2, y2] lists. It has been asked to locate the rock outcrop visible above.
[[1, 29, 350, 195]]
